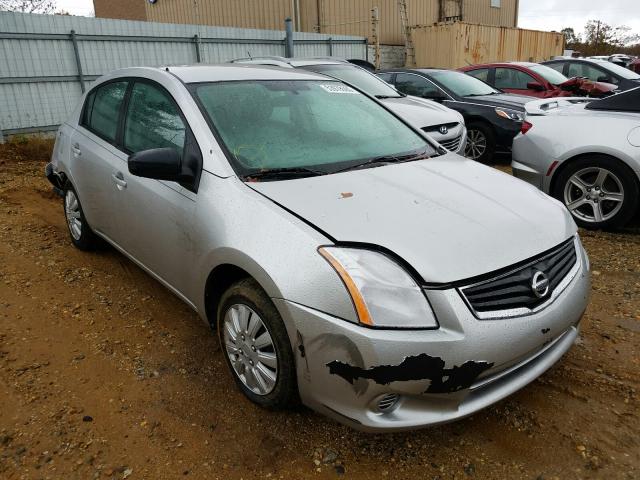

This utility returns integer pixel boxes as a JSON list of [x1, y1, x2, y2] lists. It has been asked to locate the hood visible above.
[[557, 77, 617, 97], [381, 96, 463, 129], [249, 155, 576, 283], [460, 93, 531, 110]]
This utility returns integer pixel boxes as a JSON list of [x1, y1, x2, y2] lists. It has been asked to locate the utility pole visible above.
[[398, 0, 416, 67], [371, 7, 380, 69]]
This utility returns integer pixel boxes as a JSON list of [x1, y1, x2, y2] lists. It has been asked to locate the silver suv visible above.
[[46, 65, 590, 432], [231, 56, 467, 154]]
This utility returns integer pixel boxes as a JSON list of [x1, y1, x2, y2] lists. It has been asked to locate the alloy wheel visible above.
[[563, 167, 624, 223], [222, 304, 278, 395], [64, 190, 82, 241], [465, 129, 487, 160]]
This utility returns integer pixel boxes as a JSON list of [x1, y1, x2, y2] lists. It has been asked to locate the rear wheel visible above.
[[552, 155, 639, 229], [464, 122, 496, 163], [217, 278, 298, 409], [63, 183, 99, 250]]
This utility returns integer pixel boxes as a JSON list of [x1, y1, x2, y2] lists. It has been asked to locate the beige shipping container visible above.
[[412, 22, 563, 68], [138, 0, 519, 45]]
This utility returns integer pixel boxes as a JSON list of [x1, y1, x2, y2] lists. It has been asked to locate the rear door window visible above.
[[82, 81, 128, 143], [123, 82, 186, 156], [494, 68, 536, 89], [395, 73, 443, 97]]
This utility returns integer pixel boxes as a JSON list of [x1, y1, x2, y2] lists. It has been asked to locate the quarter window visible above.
[[495, 68, 536, 89], [83, 81, 128, 142], [124, 82, 186, 156], [466, 68, 490, 83]]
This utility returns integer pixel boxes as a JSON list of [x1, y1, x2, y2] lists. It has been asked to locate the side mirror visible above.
[[128, 148, 182, 181], [597, 75, 612, 83], [526, 81, 545, 91]]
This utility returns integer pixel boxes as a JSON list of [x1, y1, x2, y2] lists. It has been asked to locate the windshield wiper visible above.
[[243, 167, 326, 181], [375, 94, 403, 99], [331, 150, 431, 174]]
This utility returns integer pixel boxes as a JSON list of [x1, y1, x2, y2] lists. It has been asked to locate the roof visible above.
[[165, 64, 330, 83], [465, 62, 538, 68], [230, 56, 348, 68]]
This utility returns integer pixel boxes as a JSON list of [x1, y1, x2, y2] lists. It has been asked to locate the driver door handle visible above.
[[71, 143, 82, 157], [111, 171, 127, 190]]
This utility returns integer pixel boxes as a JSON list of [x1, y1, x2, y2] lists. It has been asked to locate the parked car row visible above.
[[44, 54, 637, 432]]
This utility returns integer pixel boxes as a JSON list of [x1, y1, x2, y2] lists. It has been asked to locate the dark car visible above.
[[542, 58, 640, 92], [459, 62, 616, 98], [378, 68, 530, 162]]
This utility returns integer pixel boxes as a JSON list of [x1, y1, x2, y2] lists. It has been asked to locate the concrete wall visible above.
[[368, 45, 407, 69]]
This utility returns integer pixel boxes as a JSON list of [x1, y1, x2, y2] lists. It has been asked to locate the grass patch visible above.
[[0, 135, 55, 163]]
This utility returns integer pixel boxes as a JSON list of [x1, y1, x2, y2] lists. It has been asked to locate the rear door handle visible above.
[[111, 171, 127, 190], [71, 143, 82, 157]]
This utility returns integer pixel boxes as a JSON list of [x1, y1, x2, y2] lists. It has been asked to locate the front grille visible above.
[[439, 134, 463, 152], [460, 238, 578, 317], [422, 122, 460, 133]]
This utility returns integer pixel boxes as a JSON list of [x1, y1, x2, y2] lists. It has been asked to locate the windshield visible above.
[[429, 70, 499, 97], [529, 64, 568, 85], [301, 64, 402, 98], [192, 80, 434, 178], [594, 60, 640, 80]]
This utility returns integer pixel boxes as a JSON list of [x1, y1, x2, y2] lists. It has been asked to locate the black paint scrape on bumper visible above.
[[45, 163, 64, 197]]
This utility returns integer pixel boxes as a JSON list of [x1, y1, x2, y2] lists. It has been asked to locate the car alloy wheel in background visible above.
[[563, 167, 624, 225]]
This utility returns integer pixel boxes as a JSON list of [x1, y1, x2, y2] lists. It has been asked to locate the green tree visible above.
[[583, 20, 640, 55], [561, 27, 580, 48]]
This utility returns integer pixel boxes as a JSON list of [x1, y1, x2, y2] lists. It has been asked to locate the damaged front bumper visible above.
[[273, 248, 589, 432]]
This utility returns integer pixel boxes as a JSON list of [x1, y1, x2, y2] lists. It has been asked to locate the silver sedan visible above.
[[46, 65, 590, 432], [512, 88, 640, 229]]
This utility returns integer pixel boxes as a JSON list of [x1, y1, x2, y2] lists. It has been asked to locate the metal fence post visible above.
[[327, 37, 332, 56], [69, 30, 85, 93], [0, 123, 4, 144], [194, 34, 202, 63], [365, 38, 369, 63], [284, 17, 294, 58]]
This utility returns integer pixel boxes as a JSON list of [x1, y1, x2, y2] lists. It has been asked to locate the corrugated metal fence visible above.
[[0, 12, 367, 140]]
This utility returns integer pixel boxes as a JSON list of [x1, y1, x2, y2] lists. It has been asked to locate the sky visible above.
[[57, 0, 640, 37]]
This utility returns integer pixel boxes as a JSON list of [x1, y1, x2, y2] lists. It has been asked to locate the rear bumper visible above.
[[274, 245, 590, 432], [45, 162, 65, 196]]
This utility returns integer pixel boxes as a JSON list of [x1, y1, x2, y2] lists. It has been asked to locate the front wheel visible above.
[[464, 122, 496, 163], [552, 155, 639, 229], [217, 278, 298, 409]]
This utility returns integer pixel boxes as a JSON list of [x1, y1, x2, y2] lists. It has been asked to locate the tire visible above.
[[62, 182, 99, 250], [552, 155, 639, 230], [464, 121, 496, 163], [217, 278, 298, 409]]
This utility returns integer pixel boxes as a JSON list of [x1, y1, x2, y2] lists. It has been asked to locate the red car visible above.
[[630, 58, 640, 74], [459, 62, 616, 98]]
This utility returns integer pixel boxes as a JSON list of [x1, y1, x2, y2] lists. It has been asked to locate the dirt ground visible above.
[[1, 147, 639, 480]]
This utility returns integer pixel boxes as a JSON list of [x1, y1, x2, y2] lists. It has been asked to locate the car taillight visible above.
[[521, 121, 533, 135]]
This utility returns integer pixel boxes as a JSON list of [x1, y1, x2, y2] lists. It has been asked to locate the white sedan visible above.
[[512, 87, 640, 229]]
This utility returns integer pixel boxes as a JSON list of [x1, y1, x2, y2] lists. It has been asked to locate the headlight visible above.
[[318, 247, 438, 329], [495, 108, 525, 122]]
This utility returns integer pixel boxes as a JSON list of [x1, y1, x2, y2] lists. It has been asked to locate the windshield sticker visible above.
[[320, 84, 359, 94]]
